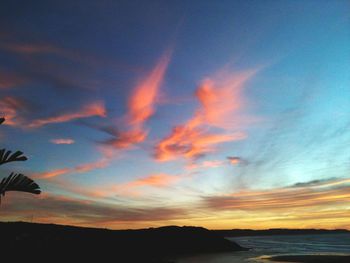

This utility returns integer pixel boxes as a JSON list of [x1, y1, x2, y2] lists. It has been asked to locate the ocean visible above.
[[176, 234, 350, 262]]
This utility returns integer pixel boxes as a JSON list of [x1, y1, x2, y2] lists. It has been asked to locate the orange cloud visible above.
[[227, 156, 241, 165], [104, 51, 171, 149], [50, 138, 75, 145], [35, 158, 109, 179], [195, 70, 255, 128], [128, 51, 171, 126], [29, 101, 106, 128], [74, 158, 110, 173], [155, 69, 256, 161], [109, 173, 180, 197], [105, 129, 148, 149], [38, 168, 72, 179], [123, 173, 179, 188]]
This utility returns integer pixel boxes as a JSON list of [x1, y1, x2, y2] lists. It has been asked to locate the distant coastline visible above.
[[213, 228, 349, 237]]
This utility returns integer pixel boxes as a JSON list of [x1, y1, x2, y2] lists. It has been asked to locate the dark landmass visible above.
[[0, 221, 245, 263], [213, 228, 350, 237], [269, 255, 350, 263]]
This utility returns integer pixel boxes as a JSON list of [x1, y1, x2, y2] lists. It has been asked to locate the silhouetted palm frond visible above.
[[0, 149, 27, 165], [0, 117, 4, 125], [0, 173, 41, 201]]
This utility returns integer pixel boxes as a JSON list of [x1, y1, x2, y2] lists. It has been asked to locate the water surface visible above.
[[176, 234, 350, 262]]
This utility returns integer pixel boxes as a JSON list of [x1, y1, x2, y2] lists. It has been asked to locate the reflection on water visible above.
[[176, 234, 350, 262]]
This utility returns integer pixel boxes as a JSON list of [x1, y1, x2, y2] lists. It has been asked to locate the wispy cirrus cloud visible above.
[[155, 68, 257, 161], [102, 50, 172, 149], [34, 157, 110, 179], [34, 147, 114, 179], [202, 177, 350, 211], [50, 138, 75, 145], [186, 160, 225, 170], [29, 101, 106, 128], [118, 173, 179, 189], [97, 173, 182, 197]]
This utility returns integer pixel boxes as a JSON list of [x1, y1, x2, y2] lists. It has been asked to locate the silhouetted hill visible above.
[[0, 222, 245, 262], [213, 228, 350, 237]]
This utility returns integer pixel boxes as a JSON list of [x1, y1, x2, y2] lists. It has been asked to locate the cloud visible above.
[[0, 42, 63, 55], [50, 138, 75, 145], [102, 51, 172, 149], [202, 177, 350, 211], [195, 70, 255, 129], [0, 193, 186, 228], [155, 68, 256, 161], [34, 147, 114, 179], [227, 156, 242, 165], [186, 160, 225, 170], [120, 173, 179, 188], [0, 70, 27, 89], [36, 168, 72, 179], [127, 50, 172, 126], [29, 101, 106, 128], [103, 129, 148, 149], [0, 96, 28, 126], [35, 158, 110, 179], [291, 177, 350, 188], [107, 173, 181, 197]]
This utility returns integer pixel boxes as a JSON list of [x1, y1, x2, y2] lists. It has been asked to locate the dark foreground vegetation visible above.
[[0, 221, 245, 262]]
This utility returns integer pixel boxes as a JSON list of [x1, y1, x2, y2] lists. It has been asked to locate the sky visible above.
[[0, 0, 349, 230]]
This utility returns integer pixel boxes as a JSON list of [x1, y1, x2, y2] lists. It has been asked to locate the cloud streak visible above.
[[35, 158, 110, 179], [155, 69, 256, 161], [122, 173, 179, 188], [203, 177, 350, 211], [1, 193, 186, 228], [50, 138, 75, 145], [0, 42, 63, 55], [29, 101, 106, 128]]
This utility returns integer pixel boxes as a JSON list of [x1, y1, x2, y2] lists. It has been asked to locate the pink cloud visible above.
[[105, 51, 172, 149], [0, 96, 26, 126], [50, 138, 75, 145], [34, 147, 115, 179], [29, 101, 106, 128], [155, 68, 257, 161]]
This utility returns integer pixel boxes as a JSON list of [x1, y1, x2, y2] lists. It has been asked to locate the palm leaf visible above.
[[0, 117, 4, 125], [0, 149, 28, 165], [0, 173, 41, 198]]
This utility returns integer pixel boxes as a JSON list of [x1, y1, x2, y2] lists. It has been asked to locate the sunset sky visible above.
[[1, 0, 349, 230]]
